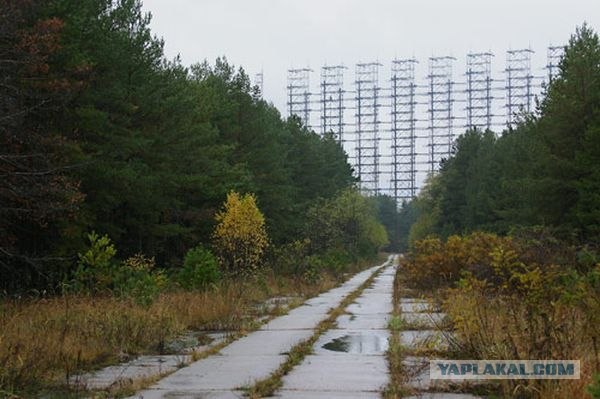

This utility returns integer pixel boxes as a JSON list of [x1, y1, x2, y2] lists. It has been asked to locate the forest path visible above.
[[129, 256, 395, 399], [272, 257, 397, 398]]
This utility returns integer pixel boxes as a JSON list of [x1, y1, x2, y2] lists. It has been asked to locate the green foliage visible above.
[[117, 254, 167, 306], [406, 24, 600, 245], [176, 245, 221, 289], [372, 195, 403, 251], [1, 0, 357, 291], [305, 189, 388, 261], [589, 374, 600, 399], [267, 239, 311, 276], [72, 232, 118, 292], [71, 234, 165, 305]]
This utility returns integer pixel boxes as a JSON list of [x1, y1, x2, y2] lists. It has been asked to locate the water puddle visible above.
[[321, 332, 388, 354], [323, 336, 351, 352]]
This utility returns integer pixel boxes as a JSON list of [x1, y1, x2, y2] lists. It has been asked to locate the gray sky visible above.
[[142, 0, 599, 115]]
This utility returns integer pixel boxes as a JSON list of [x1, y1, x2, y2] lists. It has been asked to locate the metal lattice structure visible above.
[[390, 58, 418, 203], [547, 46, 564, 82], [254, 71, 264, 97], [320, 65, 347, 142], [355, 62, 382, 195], [283, 45, 559, 205], [505, 49, 534, 125], [287, 68, 312, 127], [466, 52, 494, 130], [427, 56, 456, 173]]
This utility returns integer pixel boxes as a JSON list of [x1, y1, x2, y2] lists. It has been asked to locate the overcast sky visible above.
[[141, 0, 599, 115]]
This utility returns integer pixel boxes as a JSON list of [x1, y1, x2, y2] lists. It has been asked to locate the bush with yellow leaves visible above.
[[404, 231, 600, 398], [404, 232, 512, 289], [212, 191, 268, 276]]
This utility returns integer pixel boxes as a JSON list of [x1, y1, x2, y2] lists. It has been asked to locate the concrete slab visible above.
[[219, 330, 313, 356], [400, 330, 450, 351], [336, 313, 389, 330], [130, 389, 246, 399], [303, 296, 337, 307], [402, 312, 447, 328], [261, 313, 325, 330], [361, 287, 393, 296], [275, 390, 381, 398], [280, 355, 389, 392], [77, 355, 191, 389], [137, 354, 286, 392], [346, 298, 392, 315], [400, 300, 432, 313]]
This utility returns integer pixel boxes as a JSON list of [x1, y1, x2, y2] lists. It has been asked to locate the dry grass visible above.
[[0, 271, 341, 396], [445, 289, 598, 398], [401, 234, 600, 399]]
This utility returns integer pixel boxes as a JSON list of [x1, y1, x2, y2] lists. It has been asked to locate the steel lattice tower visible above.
[[427, 56, 456, 173], [320, 65, 347, 142], [505, 49, 534, 125], [547, 46, 564, 82], [390, 58, 418, 204], [355, 62, 382, 195], [254, 71, 264, 97], [466, 52, 494, 131], [287, 68, 312, 127]]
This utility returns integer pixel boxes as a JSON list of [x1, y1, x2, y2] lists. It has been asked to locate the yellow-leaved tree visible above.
[[212, 191, 268, 276]]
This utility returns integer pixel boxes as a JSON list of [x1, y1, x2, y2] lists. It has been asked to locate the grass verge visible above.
[[383, 255, 411, 399], [0, 271, 343, 397]]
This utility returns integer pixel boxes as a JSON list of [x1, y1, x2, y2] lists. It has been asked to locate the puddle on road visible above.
[[323, 336, 351, 352], [321, 332, 388, 354]]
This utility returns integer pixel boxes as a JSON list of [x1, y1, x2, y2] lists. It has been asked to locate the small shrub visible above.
[[213, 191, 269, 276], [71, 232, 118, 293], [176, 246, 221, 290], [117, 254, 167, 306], [303, 255, 322, 283], [268, 239, 311, 276], [403, 232, 513, 289], [70, 234, 165, 305], [589, 374, 600, 399], [320, 248, 352, 275]]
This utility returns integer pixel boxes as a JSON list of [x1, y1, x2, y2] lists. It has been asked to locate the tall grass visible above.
[[0, 272, 339, 393]]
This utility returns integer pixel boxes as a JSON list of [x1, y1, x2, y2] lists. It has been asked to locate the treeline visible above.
[[0, 0, 389, 291], [407, 24, 600, 245]]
